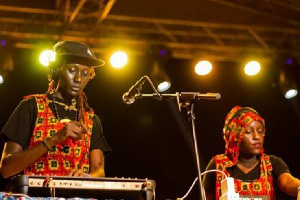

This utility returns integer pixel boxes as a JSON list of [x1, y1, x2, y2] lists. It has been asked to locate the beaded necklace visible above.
[[50, 93, 88, 172], [47, 93, 78, 154]]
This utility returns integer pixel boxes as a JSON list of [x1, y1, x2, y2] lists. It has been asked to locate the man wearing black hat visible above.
[[0, 41, 111, 180]]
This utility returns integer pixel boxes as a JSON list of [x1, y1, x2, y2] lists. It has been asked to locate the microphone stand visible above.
[[125, 75, 220, 199], [139, 92, 220, 200], [185, 98, 206, 200]]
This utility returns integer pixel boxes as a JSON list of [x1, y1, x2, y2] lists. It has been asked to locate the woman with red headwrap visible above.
[[203, 106, 300, 200]]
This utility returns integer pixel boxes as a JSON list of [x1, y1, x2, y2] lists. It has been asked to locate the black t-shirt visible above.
[[1, 94, 112, 153], [203, 155, 291, 197], [0, 94, 112, 190]]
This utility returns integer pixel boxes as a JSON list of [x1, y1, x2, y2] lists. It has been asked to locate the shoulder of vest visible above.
[[214, 154, 228, 160], [84, 109, 95, 121], [214, 153, 235, 169], [261, 154, 272, 164], [23, 94, 47, 100]]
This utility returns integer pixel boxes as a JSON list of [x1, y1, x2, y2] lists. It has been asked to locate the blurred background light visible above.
[[244, 61, 261, 76], [39, 50, 55, 67], [0, 45, 14, 81], [159, 49, 167, 56], [151, 60, 171, 92], [286, 58, 293, 65], [157, 81, 171, 92], [0, 74, 4, 84], [195, 60, 212, 76], [285, 89, 298, 99], [0, 40, 6, 46], [279, 69, 298, 99], [110, 51, 128, 69]]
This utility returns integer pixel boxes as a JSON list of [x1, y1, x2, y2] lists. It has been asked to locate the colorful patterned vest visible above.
[[23, 94, 94, 176], [214, 154, 274, 200]]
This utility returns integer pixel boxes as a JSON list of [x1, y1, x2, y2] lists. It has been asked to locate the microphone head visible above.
[[122, 92, 135, 105]]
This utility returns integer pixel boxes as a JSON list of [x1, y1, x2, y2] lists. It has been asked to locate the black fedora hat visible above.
[[53, 40, 105, 67]]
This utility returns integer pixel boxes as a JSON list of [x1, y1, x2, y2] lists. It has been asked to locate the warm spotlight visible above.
[[39, 50, 55, 67], [244, 61, 261, 76], [195, 60, 212, 75], [110, 51, 128, 69]]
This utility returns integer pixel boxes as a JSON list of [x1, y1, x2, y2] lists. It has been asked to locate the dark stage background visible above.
[[0, 48, 300, 199]]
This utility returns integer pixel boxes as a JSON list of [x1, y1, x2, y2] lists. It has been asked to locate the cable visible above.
[[42, 176, 56, 198], [177, 169, 228, 200]]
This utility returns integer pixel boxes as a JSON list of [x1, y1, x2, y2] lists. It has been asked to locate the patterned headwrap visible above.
[[223, 106, 265, 164]]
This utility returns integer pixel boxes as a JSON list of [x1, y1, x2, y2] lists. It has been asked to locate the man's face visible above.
[[57, 63, 91, 99]]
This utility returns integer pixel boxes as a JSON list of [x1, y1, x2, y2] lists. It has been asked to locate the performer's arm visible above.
[[277, 173, 300, 196], [0, 141, 48, 178], [88, 149, 105, 177], [0, 121, 89, 178]]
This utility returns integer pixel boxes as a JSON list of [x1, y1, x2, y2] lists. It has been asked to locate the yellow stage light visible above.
[[244, 61, 261, 76], [39, 50, 55, 67], [195, 60, 212, 75], [110, 51, 128, 69]]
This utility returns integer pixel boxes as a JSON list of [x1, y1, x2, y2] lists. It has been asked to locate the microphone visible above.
[[122, 76, 147, 104]]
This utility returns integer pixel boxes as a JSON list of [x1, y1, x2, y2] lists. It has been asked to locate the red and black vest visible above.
[[214, 154, 274, 200], [23, 94, 94, 176]]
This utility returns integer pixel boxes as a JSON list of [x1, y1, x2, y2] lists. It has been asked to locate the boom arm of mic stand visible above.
[[140, 92, 221, 101]]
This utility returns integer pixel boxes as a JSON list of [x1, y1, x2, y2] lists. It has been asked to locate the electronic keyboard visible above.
[[6, 175, 155, 200]]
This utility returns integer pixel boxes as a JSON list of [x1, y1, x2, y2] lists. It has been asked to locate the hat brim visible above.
[[59, 55, 105, 68]]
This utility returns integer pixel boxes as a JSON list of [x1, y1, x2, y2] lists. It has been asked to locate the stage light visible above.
[[0, 48, 14, 77], [157, 81, 171, 92], [286, 58, 293, 65], [39, 50, 55, 67], [279, 69, 298, 99], [0, 40, 6, 46], [159, 49, 167, 56], [151, 60, 171, 92], [110, 51, 128, 69], [147, 46, 171, 58], [244, 61, 261, 76], [285, 89, 298, 99], [0, 74, 4, 84], [195, 60, 212, 76]]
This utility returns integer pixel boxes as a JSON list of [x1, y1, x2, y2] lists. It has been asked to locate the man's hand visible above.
[[48, 121, 90, 146], [67, 168, 89, 177]]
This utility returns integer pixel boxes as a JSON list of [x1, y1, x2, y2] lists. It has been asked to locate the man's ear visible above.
[[48, 65, 59, 82], [89, 68, 95, 80]]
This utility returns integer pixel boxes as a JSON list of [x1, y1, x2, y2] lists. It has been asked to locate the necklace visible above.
[[49, 99, 77, 112], [236, 159, 259, 173], [52, 94, 78, 122], [48, 94, 87, 173]]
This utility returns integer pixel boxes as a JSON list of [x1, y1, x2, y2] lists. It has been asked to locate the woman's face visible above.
[[57, 63, 91, 100], [239, 120, 265, 158]]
